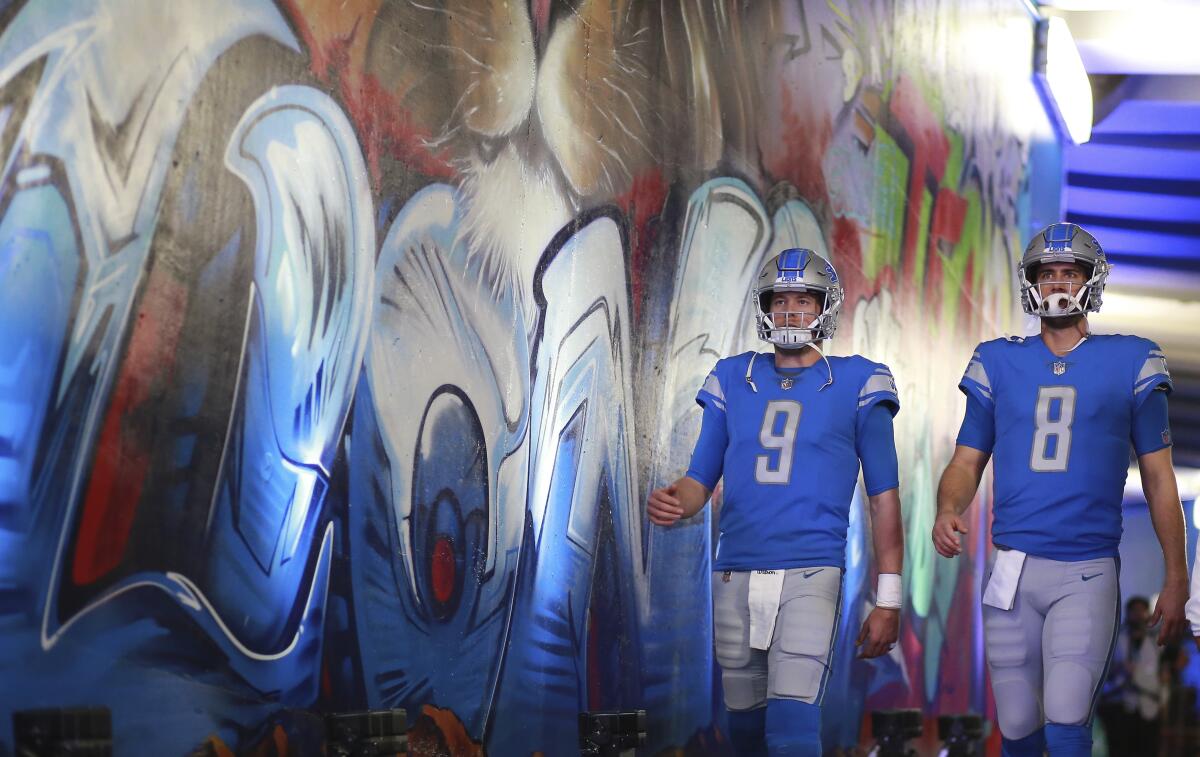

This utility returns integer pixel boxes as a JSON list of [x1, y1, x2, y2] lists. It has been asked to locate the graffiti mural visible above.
[[0, 0, 1056, 754]]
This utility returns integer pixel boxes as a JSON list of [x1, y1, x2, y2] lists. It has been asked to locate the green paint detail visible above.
[[939, 187, 983, 330], [912, 187, 933, 288], [869, 126, 907, 281], [944, 132, 964, 189], [904, 447, 935, 619]]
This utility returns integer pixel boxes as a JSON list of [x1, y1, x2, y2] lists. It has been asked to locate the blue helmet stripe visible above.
[[778, 248, 796, 272], [1046, 223, 1075, 247], [776, 248, 811, 282]]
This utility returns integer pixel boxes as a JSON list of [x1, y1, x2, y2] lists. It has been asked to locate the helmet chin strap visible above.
[[806, 341, 835, 392], [744, 342, 834, 393], [745, 352, 758, 393]]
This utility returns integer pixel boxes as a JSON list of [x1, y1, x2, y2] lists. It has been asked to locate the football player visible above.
[[933, 223, 1189, 757], [648, 248, 905, 756]]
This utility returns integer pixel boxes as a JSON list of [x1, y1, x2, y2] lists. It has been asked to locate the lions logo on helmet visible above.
[[753, 248, 844, 348], [1018, 223, 1110, 318]]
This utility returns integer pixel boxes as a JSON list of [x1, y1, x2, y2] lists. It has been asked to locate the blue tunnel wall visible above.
[[0, 1, 1061, 753]]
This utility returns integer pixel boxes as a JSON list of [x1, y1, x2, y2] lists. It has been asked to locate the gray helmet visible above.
[[1018, 223, 1110, 317], [752, 248, 844, 348]]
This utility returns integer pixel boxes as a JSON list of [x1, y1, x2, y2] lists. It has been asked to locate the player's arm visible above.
[[855, 401, 903, 658], [1134, 389, 1189, 644], [1140, 447, 1188, 645], [648, 390, 725, 527], [933, 390, 993, 558], [857, 486, 904, 659], [933, 448, 989, 558], [870, 488, 904, 575]]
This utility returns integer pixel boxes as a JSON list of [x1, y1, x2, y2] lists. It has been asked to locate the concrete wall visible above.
[[0, 0, 1058, 753]]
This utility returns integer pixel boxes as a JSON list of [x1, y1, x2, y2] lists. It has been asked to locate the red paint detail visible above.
[[925, 187, 968, 314], [826, 214, 894, 344], [900, 621, 924, 708], [766, 84, 831, 204], [887, 76, 951, 274], [933, 559, 982, 717], [532, 0, 552, 40], [72, 269, 188, 585], [931, 188, 967, 247], [431, 536, 456, 605], [279, 0, 455, 186], [612, 167, 669, 324], [346, 68, 457, 185], [321, 659, 333, 701]]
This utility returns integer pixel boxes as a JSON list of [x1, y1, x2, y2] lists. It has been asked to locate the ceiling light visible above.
[[1034, 16, 1093, 143]]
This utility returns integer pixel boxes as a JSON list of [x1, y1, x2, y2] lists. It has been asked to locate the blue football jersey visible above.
[[691, 351, 899, 571], [958, 334, 1173, 561]]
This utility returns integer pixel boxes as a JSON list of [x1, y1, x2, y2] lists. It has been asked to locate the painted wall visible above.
[[0, 0, 1059, 753]]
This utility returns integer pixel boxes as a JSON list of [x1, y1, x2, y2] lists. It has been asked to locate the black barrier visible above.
[[871, 708, 923, 757], [937, 713, 984, 757], [325, 708, 407, 757], [13, 707, 112, 757], [579, 710, 647, 756]]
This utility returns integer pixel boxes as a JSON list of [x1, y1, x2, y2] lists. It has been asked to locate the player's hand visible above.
[[932, 511, 968, 558], [1151, 578, 1188, 646], [647, 484, 684, 526], [856, 607, 899, 659]]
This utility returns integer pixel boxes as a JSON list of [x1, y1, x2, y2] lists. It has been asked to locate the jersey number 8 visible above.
[[1030, 386, 1076, 473], [756, 400, 802, 484]]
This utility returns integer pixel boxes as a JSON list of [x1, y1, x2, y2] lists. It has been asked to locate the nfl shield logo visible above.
[[780, 377, 794, 390], [1053, 361, 1067, 376]]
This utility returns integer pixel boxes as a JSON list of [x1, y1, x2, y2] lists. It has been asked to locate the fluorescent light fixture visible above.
[[1034, 16, 1093, 144]]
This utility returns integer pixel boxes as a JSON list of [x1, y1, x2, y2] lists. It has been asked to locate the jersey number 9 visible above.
[[756, 400, 803, 484]]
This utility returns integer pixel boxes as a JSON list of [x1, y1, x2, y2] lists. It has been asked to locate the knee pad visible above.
[[721, 665, 768, 712], [769, 593, 837, 703], [1044, 723, 1091, 757], [1043, 661, 1098, 726], [991, 679, 1043, 740], [766, 699, 821, 757], [768, 653, 827, 704], [726, 708, 767, 757], [1001, 727, 1045, 757], [714, 575, 765, 711]]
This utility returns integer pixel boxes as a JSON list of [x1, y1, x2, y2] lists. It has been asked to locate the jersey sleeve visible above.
[[695, 361, 727, 416], [1133, 341, 1173, 408], [685, 398, 727, 490], [1131, 385, 1172, 456], [956, 391, 996, 454], [958, 345, 995, 411], [856, 402, 899, 496], [857, 362, 900, 423]]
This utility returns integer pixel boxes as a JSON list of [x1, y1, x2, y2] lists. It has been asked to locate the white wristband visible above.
[[876, 573, 902, 609]]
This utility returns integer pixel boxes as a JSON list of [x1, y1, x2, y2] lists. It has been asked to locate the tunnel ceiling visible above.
[[1042, 1, 1200, 470]]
